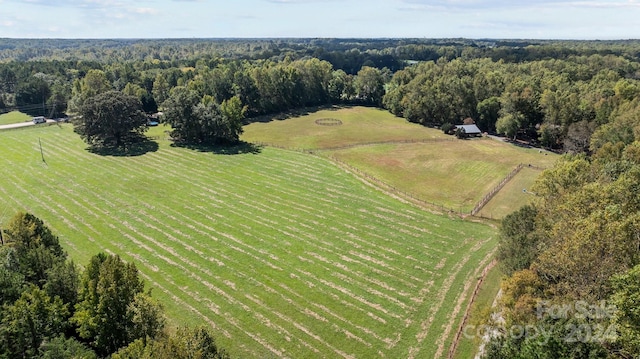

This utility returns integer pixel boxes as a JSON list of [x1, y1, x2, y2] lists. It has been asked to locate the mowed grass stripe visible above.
[[2, 133, 312, 356], [74, 136, 436, 338], [130, 146, 456, 296], [17, 134, 416, 352], [0, 125, 496, 358], [8, 127, 464, 352]]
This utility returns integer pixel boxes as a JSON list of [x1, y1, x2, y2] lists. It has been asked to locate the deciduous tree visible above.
[[0, 286, 69, 358], [73, 253, 162, 356], [152, 73, 170, 107], [74, 90, 148, 149], [610, 264, 640, 357], [496, 205, 539, 276], [3, 212, 65, 286], [162, 88, 245, 145], [113, 326, 230, 359], [354, 66, 384, 106], [68, 69, 112, 113]]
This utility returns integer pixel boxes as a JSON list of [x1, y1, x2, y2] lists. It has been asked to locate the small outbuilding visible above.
[[454, 124, 482, 137]]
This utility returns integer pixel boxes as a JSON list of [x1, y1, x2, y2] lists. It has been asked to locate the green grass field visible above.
[[477, 167, 543, 219], [242, 106, 448, 149], [0, 124, 497, 358], [243, 107, 558, 214], [0, 111, 31, 125], [324, 140, 557, 213]]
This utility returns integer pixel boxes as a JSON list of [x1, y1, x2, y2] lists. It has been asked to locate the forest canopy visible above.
[[3, 38, 640, 151]]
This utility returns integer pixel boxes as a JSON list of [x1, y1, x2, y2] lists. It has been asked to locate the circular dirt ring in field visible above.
[[315, 118, 343, 126]]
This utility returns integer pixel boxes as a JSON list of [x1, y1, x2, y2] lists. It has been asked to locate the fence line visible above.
[[312, 138, 456, 152], [252, 138, 457, 154], [255, 141, 548, 218], [328, 155, 463, 215], [470, 164, 524, 216], [447, 259, 498, 359]]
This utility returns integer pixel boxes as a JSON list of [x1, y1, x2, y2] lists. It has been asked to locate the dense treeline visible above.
[[384, 55, 640, 150], [0, 212, 229, 358], [3, 38, 640, 65], [3, 39, 640, 151], [485, 105, 640, 357], [0, 55, 387, 121]]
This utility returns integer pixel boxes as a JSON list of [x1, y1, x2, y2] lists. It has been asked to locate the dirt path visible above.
[[447, 258, 498, 359], [0, 119, 56, 130]]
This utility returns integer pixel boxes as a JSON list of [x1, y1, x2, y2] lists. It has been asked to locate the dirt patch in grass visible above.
[[315, 118, 343, 126]]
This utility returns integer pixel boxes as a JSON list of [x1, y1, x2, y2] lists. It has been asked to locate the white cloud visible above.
[[265, 0, 339, 3], [400, 0, 640, 11], [133, 7, 160, 15], [11, 0, 119, 9]]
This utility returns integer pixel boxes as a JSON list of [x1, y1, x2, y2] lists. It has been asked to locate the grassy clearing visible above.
[[242, 106, 557, 214], [0, 124, 496, 358], [324, 139, 558, 213], [241, 106, 448, 149], [0, 111, 31, 125], [477, 166, 543, 219]]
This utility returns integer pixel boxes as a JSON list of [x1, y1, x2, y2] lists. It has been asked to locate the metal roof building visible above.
[[455, 124, 482, 136]]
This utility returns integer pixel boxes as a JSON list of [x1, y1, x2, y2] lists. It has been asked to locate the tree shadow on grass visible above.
[[170, 141, 262, 155], [87, 137, 159, 157]]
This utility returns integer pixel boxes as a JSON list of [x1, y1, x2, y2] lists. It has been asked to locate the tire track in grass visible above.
[[244, 293, 362, 358], [274, 282, 389, 344], [295, 268, 403, 320], [137, 271, 233, 339], [4, 173, 96, 240]]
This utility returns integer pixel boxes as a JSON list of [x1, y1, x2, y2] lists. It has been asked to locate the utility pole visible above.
[[39, 137, 45, 163]]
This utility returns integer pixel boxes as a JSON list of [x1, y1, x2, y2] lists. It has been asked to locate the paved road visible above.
[[0, 119, 57, 130]]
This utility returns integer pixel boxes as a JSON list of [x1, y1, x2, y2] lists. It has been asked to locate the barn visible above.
[[454, 124, 482, 137]]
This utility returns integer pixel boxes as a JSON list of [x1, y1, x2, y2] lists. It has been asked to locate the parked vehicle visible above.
[[32, 116, 46, 124]]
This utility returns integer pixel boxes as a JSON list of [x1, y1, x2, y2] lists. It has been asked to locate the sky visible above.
[[1, 0, 639, 40]]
